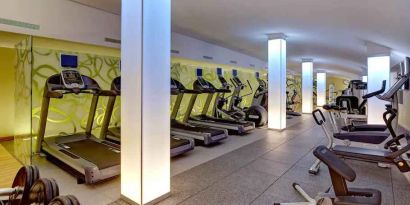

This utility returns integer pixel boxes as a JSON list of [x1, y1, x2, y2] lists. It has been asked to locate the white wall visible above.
[[0, 0, 121, 48], [0, 0, 267, 69], [171, 32, 267, 69]]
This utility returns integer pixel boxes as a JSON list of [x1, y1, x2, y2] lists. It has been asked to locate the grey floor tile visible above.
[[393, 189, 410, 205], [261, 177, 327, 203], [244, 158, 293, 177], [262, 149, 306, 165], [281, 165, 331, 188], [250, 192, 290, 205]]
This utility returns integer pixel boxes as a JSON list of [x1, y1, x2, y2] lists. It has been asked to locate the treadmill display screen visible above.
[[196, 68, 203, 77], [217, 68, 223, 76], [232, 69, 238, 77], [62, 70, 83, 85], [61, 54, 78, 68], [255, 72, 260, 78]]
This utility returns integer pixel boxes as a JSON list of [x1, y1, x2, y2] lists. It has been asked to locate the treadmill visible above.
[[100, 76, 121, 142], [171, 78, 228, 145], [36, 68, 120, 184], [100, 76, 195, 157], [187, 68, 255, 134]]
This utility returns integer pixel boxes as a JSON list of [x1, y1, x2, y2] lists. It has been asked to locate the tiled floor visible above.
[[4, 114, 409, 205], [110, 114, 410, 205]]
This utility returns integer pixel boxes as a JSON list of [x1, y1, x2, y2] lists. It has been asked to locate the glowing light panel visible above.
[[316, 73, 326, 106], [367, 56, 390, 124], [268, 36, 287, 129], [302, 61, 313, 113], [362, 76, 368, 83], [121, 0, 171, 204]]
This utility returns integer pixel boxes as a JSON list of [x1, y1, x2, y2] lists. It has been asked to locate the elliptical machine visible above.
[[228, 69, 268, 127], [286, 90, 301, 116], [253, 72, 268, 110]]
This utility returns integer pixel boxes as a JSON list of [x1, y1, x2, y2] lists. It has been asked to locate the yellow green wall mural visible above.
[[171, 57, 268, 121], [30, 44, 121, 143]]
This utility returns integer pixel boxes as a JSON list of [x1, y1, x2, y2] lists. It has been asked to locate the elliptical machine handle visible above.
[[312, 109, 326, 125]]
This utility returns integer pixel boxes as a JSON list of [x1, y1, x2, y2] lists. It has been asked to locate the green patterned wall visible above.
[[31, 46, 121, 145], [14, 36, 32, 165], [171, 58, 267, 121]]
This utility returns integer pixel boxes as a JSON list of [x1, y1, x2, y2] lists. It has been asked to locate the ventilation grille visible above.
[[0, 18, 40, 30], [203, 56, 213, 60], [171, 49, 180, 54], [104, 38, 121, 44], [230, 60, 237, 64]]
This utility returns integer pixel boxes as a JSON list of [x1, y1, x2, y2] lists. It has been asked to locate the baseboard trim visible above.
[[121, 192, 171, 205], [0, 136, 14, 142]]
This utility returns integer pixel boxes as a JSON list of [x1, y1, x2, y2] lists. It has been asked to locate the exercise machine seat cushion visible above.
[[334, 188, 381, 205], [313, 146, 356, 182], [333, 132, 389, 144]]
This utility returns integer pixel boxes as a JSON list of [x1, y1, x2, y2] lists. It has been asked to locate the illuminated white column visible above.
[[121, 0, 170, 204], [267, 33, 287, 130], [302, 59, 313, 113], [316, 72, 326, 106], [366, 42, 390, 124], [367, 56, 390, 124]]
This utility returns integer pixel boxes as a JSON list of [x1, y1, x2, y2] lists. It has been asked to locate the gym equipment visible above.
[[276, 146, 382, 205], [309, 108, 410, 178], [286, 90, 301, 116], [253, 72, 268, 110], [0, 166, 39, 205], [49, 195, 81, 205], [0, 166, 80, 205], [100, 76, 121, 142], [100, 77, 195, 157], [339, 80, 387, 132], [229, 69, 268, 127], [36, 68, 121, 184], [188, 68, 255, 134], [29, 178, 60, 205], [171, 78, 228, 145]]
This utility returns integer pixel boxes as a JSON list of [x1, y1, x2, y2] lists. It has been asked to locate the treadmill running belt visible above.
[[62, 139, 120, 169], [172, 122, 225, 135], [171, 137, 190, 149]]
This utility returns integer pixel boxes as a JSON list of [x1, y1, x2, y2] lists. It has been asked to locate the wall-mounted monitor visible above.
[[232, 69, 238, 77], [217, 68, 223, 76], [60, 54, 78, 68], [196, 68, 203, 77]]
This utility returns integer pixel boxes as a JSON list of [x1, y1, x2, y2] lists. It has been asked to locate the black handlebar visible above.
[[312, 109, 326, 125], [363, 80, 386, 99]]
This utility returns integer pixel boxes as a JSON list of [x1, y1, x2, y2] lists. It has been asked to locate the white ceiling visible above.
[[69, 0, 121, 15], [70, 0, 410, 78]]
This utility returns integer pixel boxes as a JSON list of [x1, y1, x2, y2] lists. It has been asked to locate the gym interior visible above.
[[0, 0, 409, 205]]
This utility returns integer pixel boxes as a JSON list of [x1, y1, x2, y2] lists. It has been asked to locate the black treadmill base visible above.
[[44, 152, 86, 184]]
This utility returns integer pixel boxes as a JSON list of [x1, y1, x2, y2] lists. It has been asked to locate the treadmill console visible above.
[[61, 69, 85, 89], [196, 68, 210, 89]]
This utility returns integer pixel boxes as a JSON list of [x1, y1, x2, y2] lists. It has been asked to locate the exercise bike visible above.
[[276, 146, 381, 205]]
